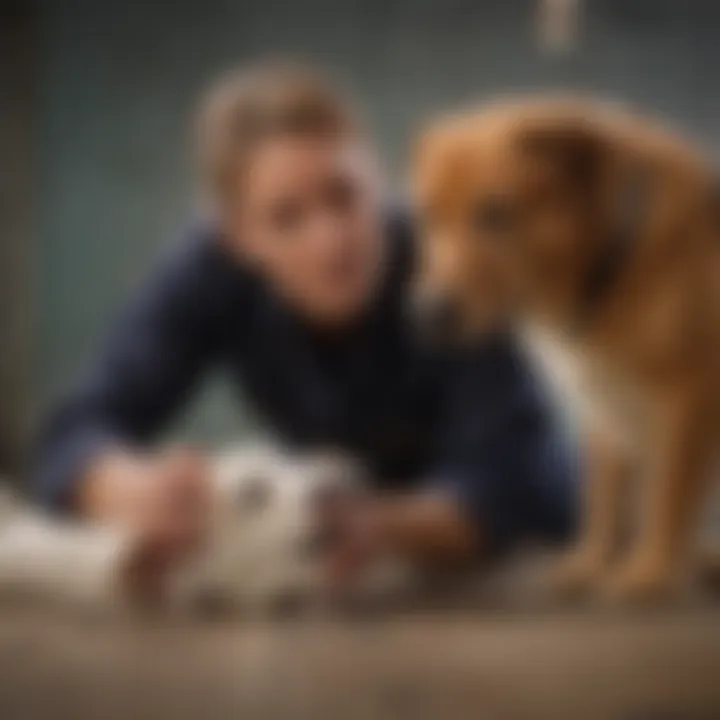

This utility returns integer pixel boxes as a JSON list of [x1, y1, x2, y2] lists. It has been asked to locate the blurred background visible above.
[[1, 4, 720, 719], [1, 0, 719, 475]]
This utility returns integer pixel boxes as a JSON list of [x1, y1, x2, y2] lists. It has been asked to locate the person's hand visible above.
[[79, 446, 211, 595], [319, 495, 389, 592], [320, 491, 482, 593]]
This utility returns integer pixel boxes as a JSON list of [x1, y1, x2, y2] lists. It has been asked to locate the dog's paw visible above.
[[551, 547, 606, 598], [600, 555, 676, 605]]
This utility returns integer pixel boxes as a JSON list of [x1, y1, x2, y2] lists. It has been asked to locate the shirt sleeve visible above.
[[429, 332, 580, 554], [35, 231, 245, 511]]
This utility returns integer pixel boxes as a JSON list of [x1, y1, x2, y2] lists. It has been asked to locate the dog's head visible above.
[[411, 98, 618, 340], [186, 444, 363, 613]]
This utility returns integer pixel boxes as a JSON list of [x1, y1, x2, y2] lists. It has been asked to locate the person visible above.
[[36, 62, 577, 588]]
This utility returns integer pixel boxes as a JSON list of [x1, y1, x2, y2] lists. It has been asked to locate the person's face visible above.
[[226, 134, 384, 326]]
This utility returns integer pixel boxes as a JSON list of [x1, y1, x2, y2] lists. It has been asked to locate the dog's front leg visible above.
[[553, 429, 632, 596], [604, 390, 714, 603]]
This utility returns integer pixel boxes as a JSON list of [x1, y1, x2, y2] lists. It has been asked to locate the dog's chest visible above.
[[522, 325, 646, 449]]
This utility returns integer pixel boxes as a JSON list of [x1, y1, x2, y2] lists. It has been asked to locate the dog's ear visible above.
[[517, 109, 605, 193]]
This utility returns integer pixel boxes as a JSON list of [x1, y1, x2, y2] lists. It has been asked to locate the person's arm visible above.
[[368, 491, 481, 565], [418, 332, 579, 560], [329, 334, 579, 581], [35, 230, 244, 517]]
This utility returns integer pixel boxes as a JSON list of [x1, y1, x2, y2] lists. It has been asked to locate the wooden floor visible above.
[[0, 598, 718, 720]]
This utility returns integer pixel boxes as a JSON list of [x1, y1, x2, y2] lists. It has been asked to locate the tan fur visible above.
[[413, 97, 720, 602]]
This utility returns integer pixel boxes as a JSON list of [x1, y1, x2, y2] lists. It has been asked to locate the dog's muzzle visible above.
[[408, 290, 461, 346]]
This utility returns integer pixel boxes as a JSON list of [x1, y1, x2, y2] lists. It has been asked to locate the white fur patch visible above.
[[0, 446, 365, 615], [171, 444, 363, 611]]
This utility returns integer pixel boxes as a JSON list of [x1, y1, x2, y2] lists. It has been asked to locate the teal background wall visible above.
[[1, 1, 35, 471], [34, 0, 720, 444]]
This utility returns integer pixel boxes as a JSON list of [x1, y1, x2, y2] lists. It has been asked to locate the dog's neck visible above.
[[526, 166, 652, 341], [571, 168, 652, 335]]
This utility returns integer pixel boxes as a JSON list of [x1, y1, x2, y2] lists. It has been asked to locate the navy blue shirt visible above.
[[36, 212, 577, 551]]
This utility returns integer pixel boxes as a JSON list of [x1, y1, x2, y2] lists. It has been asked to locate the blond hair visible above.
[[196, 61, 359, 209]]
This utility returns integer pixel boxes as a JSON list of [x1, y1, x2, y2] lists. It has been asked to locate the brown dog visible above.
[[412, 97, 720, 602]]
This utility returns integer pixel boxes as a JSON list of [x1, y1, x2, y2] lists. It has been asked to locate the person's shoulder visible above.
[[168, 220, 243, 276], [143, 219, 257, 320], [172, 218, 254, 283]]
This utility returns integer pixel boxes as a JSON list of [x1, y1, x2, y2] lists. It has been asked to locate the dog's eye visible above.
[[236, 475, 272, 512], [472, 197, 516, 237]]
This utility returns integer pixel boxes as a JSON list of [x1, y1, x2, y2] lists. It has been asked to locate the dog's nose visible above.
[[409, 292, 459, 344]]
